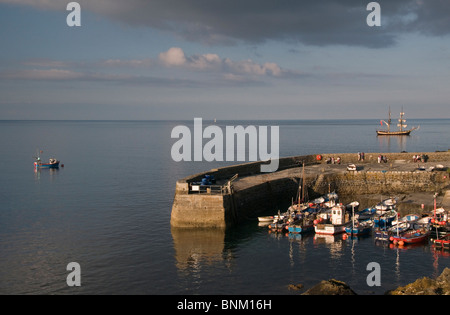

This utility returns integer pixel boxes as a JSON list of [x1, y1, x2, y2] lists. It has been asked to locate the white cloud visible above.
[[1, 48, 288, 87], [158, 47, 284, 77], [158, 47, 187, 66]]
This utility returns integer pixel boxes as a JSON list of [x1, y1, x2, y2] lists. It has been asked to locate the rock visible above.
[[302, 279, 357, 295], [287, 284, 304, 291], [386, 268, 450, 295]]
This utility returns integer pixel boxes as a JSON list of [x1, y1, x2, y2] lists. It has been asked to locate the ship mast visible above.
[[397, 106, 407, 132], [387, 106, 391, 132]]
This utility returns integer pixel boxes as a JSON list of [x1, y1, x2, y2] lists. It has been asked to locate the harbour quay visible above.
[[170, 151, 450, 228]]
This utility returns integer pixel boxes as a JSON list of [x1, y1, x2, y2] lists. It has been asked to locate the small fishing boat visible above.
[[430, 208, 449, 238], [34, 158, 60, 169], [345, 220, 373, 236], [258, 210, 287, 223], [388, 222, 410, 234], [433, 233, 450, 251], [374, 210, 397, 228], [345, 202, 371, 236], [375, 197, 397, 214], [314, 204, 351, 235], [268, 220, 289, 233], [287, 203, 309, 213], [416, 215, 432, 226], [390, 229, 430, 245], [33, 149, 60, 169], [356, 207, 377, 221], [391, 214, 419, 227], [258, 216, 276, 223], [287, 212, 316, 234], [287, 220, 315, 234], [34, 156, 60, 169]]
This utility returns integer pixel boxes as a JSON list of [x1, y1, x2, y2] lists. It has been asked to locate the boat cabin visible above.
[[331, 205, 346, 225]]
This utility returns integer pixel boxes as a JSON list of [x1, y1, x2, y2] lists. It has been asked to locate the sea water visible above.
[[0, 119, 449, 295]]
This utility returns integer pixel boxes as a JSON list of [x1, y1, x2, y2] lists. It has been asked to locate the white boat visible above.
[[287, 203, 309, 212], [347, 164, 357, 171], [258, 216, 276, 223], [258, 214, 285, 222], [314, 204, 351, 235], [346, 201, 360, 212], [416, 216, 431, 225], [388, 222, 410, 234], [392, 214, 419, 226], [375, 197, 397, 214]]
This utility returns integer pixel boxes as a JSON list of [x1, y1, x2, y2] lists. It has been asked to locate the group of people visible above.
[[357, 152, 365, 161], [377, 155, 388, 163], [326, 156, 341, 164], [413, 154, 428, 162]]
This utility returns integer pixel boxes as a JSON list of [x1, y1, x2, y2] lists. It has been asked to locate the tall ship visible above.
[[376, 107, 418, 136]]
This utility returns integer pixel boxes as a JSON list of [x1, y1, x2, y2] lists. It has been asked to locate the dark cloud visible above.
[[80, 0, 450, 48], [3, 0, 450, 47]]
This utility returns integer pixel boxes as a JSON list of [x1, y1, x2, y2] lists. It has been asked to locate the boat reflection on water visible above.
[[171, 227, 226, 272], [313, 234, 346, 259], [33, 166, 60, 181], [377, 134, 408, 153]]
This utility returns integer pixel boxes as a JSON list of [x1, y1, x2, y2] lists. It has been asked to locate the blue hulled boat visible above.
[[374, 210, 397, 228], [34, 158, 60, 169], [345, 220, 373, 236], [33, 150, 60, 169]]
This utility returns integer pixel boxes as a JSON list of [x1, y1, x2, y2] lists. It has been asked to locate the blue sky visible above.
[[0, 0, 449, 120]]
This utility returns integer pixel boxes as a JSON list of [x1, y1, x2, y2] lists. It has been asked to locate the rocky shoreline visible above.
[[289, 267, 450, 295]]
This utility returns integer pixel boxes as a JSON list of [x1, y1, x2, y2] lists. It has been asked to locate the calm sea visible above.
[[0, 119, 449, 295]]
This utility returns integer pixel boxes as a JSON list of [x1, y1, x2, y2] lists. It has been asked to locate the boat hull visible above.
[[433, 234, 450, 250], [345, 226, 372, 236], [315, 223, 349, 235], [288, 224, 314, 234], [376, 130, 412, 136], [391, 231, 429, 245], [34, 162, 60, 169]]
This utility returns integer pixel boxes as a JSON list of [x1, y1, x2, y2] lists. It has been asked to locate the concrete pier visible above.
[[170, 152, 450, 228]]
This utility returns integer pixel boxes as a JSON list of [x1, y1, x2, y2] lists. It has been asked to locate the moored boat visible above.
[[390, 229, 430, 245], [391, 214, 420, 227], [345, 220, 373, 236], [388, 222, 410, 234], [433, 233, 450, 251], [314, 204, 351, 235], [268, 220, 289, 233], [258, 215, 280, 223], [356, 207, 376, 221], [345, 201, 371, 236], [288, 221, 315, 234], [287, 211, 316, 234], [375, 197, 397, 214], [374, 210, 397, 228]]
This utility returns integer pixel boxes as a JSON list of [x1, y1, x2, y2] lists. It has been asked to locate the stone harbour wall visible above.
[[170, 151, 450, 228]]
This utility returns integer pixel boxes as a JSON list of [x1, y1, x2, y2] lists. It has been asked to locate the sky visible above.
[[0, 0, 449, 120]]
